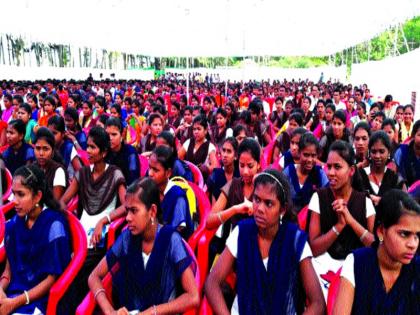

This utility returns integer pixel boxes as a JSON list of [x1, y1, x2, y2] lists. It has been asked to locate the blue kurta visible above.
[[106, 226, 192, 312], [5, 208, 71, 314], [3, 143, 35, 175]]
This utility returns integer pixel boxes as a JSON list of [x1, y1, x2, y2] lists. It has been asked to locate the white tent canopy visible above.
[[1, 0, 419, 57]]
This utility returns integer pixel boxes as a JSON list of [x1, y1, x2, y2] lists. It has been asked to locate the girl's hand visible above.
[[90, 220, 105, 247], [0, 289, 6, 300], [332, 199, 353, 225], [65, 130, 76, 142], [369, 194, 381, 206], [235, 198, 253, 216], [0, 297, 17, 315], [115, 307, 130, 315]]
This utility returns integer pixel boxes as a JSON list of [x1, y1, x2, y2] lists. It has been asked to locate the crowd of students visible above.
[[0, 76, 418, 315]]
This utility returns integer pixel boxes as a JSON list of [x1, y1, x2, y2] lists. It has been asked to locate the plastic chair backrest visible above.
[[77, 149, 90, 166], [326, 267, 342, 315], [186, 182, 211, 252], [2, 168, 13, 203], [196, 228, 219, 293], [182, 239, 201, 315], [0, 210, 6, 262], [408, 180, 420, 194], [66, 196, 79, 216], [184, 160, 205, 190], [139, 154, 149, 178], [106, 217, 127, 250], [46, 212, 88, 315], [297, 205, 309, 231]]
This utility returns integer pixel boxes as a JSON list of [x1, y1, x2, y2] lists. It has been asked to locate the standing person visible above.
[[3, 119, 35, 175], [0, 165, 71, 315], [88, 178, 199, 315], [205, 169, 325, 315], [333, 190, 420, 315], [308, 140, 376, 299]]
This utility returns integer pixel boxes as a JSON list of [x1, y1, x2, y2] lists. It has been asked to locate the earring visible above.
[[379, 237, 383, 244], [151, 218, 154, 225], [280, 214, 283, 225], [35, 203, 40, 208]]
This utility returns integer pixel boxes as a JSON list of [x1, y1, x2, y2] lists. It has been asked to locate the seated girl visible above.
[[64, 107, 88, 150], [17, 103, 38, 144], [205, 169, 325, 315], [175, 106, 194, 144], [207, 137, 240, 204], [283, 133, 329, 213], [33, 127, 68, 200], [47, 116, 82, 177], [88, 178, 200, 315], [105, 117, 140, 186], [333, 190, 420, 315], [353, 122, 371, 169], [3, 119, 35, 175], [155, 131, 193, 182], [394, 120, 420, 187], [210, 108, 233, 150], [148, 146, 193, 239], [138, 113, 164, 157], [0, 165, 71, 315], [319, 110, 352, 162], [206, 138, 261, 256], [308, 140, 376, 299], [272, 112, 304, 162], [60, 127, 126, 312], [37, 96, 57, 127], [178, 115, 218, 178], [277, 127, 306, 171], [353, 131, 405, 206], [79, 100, 96, 131]]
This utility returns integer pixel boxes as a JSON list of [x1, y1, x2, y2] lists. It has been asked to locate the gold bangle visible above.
[[360, 229, 369, 242], [24, 290, 30, 305]]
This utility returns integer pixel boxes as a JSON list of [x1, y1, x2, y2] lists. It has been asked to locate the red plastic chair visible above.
[[262, 137, 276, 167], [106, 217, 127, 250], [185, 161, 205, 190], [139, 154, 149, 178], [0, 211, 88, 315], [46, 212, 88, 315], [0, 210, 6, 262], [196, 228, 219, 293], [297, 205, 309, 231], [187, 182, 212, 253], [408, 180, 420, 194], [0, 201, 15, 216], [326, 267, 342, 315], [76, 149, 90, 166], [66, 196, 79, 216], [2, 168, 13, 204], [76, 240, 200, 315]]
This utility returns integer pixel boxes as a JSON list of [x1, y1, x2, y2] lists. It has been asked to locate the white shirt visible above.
[[53, 167, 66, 187], [341, 253, 356, 287]]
